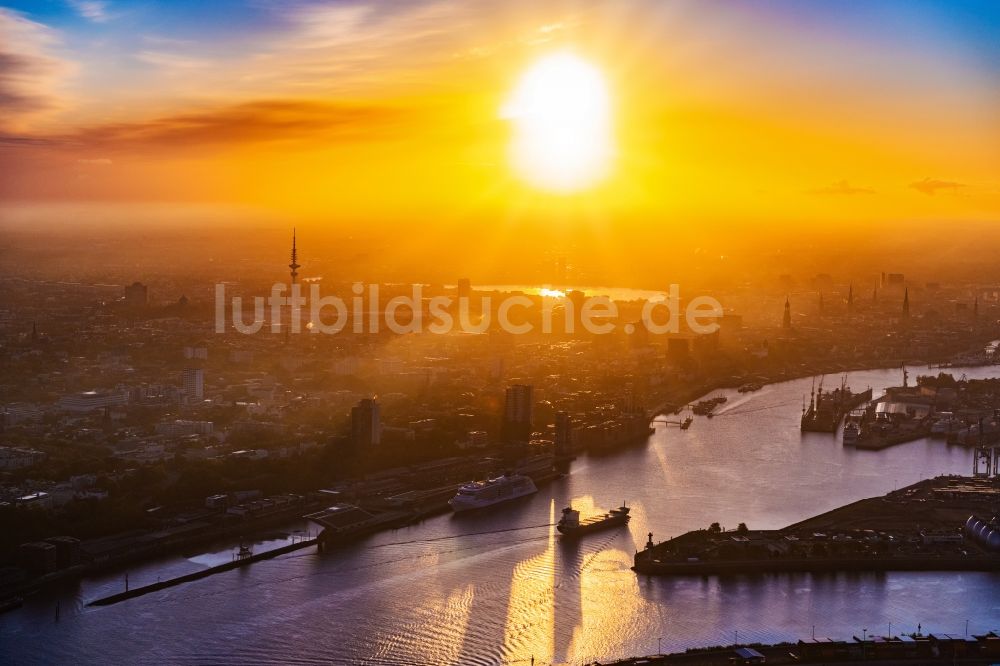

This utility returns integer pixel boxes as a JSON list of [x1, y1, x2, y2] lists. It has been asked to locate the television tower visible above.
[[289, 228, 300, 285], [286, 229, 301, 342]]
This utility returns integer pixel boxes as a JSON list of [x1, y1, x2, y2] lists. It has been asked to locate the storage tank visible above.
[[977, 522, 992, 542]]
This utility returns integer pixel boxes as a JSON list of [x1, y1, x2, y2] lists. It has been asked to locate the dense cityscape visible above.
[[2, 238, 999, 594]]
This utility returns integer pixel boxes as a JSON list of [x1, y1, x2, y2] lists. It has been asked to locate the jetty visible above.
[[88, 538, 316, 607]]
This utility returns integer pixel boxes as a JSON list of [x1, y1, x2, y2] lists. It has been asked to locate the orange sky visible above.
[[1, 1, 998, 230]]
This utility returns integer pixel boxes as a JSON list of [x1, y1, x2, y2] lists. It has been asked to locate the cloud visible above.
[[67, 1, 109, 23], [0, 9, 74, 132], [135, 50, 211, 73], [910, 177, 965, 195], [0, 134, 57, 146], [44, 99, 420, 152], [77, 157, 112, 165], [808, 180, 875, 195], [234, 1, 572, 95]]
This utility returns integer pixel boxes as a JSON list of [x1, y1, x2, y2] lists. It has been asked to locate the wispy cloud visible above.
[[136, 50, 211, 73], [67, 1, 109, 23], [40, 99, 420, 152], [0, 9, 75, 133], [910, 177, 965, 195], [808, 180, 875, 195], [232, 1, 571, 95]]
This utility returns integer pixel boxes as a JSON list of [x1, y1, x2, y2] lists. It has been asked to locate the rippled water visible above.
[[4, 366, 1000, 664]]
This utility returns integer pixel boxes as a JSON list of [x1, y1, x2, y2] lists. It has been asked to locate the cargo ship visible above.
[[692, 396, 727, 416], [557, 504, 630, 537], [584, 412, 655, 453], [841, 420, 861, 445], [801, 376, 872, 433]]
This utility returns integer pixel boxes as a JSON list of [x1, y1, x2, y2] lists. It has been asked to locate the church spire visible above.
[[782, 296, 791, 329], [902, 287, 910, 318]]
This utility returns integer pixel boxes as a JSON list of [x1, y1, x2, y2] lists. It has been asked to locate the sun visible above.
[[502, 52, 614, 193]]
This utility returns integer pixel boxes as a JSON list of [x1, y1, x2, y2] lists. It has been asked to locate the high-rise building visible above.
[[554, 411, 574, 457], [782, 297, 791, 329], [182, 368, 204, 403], [351, 397, 381, 447], [124, 282, 148, 308], [503, 384, 533, 442]]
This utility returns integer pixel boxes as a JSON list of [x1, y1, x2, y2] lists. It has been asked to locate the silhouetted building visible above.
[[554, 411, 574, 457], [782, 297, 791, 329], [351, 397, 381, 447], [903, 288, 910, 318], [58, 389, 128, 412], [847, 284, 854, 311], [124, 281, 148, 308], [503, 384, 533, 442], [885, 272, 905, 287], [19, 541, 57, 575], [44, 536, 81, 568], [182, 368, 204, 403]]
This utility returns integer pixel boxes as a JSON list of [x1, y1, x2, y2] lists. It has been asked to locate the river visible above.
[[3, 365, 1000, 664]]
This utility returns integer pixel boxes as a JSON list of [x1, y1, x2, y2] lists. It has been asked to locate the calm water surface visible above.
[[4, 366, 1000, 664]]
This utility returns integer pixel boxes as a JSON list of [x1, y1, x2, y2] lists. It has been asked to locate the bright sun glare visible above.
[[502, 52, 613, 193]]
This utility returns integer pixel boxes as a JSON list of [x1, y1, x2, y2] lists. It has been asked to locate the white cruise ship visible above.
[[448, 474, 538, 512]]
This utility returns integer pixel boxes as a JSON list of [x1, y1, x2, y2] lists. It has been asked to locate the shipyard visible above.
[[634, 475, 1000, 576]]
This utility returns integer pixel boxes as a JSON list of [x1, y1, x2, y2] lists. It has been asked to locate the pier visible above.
[[87, 538, 317, 607]]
